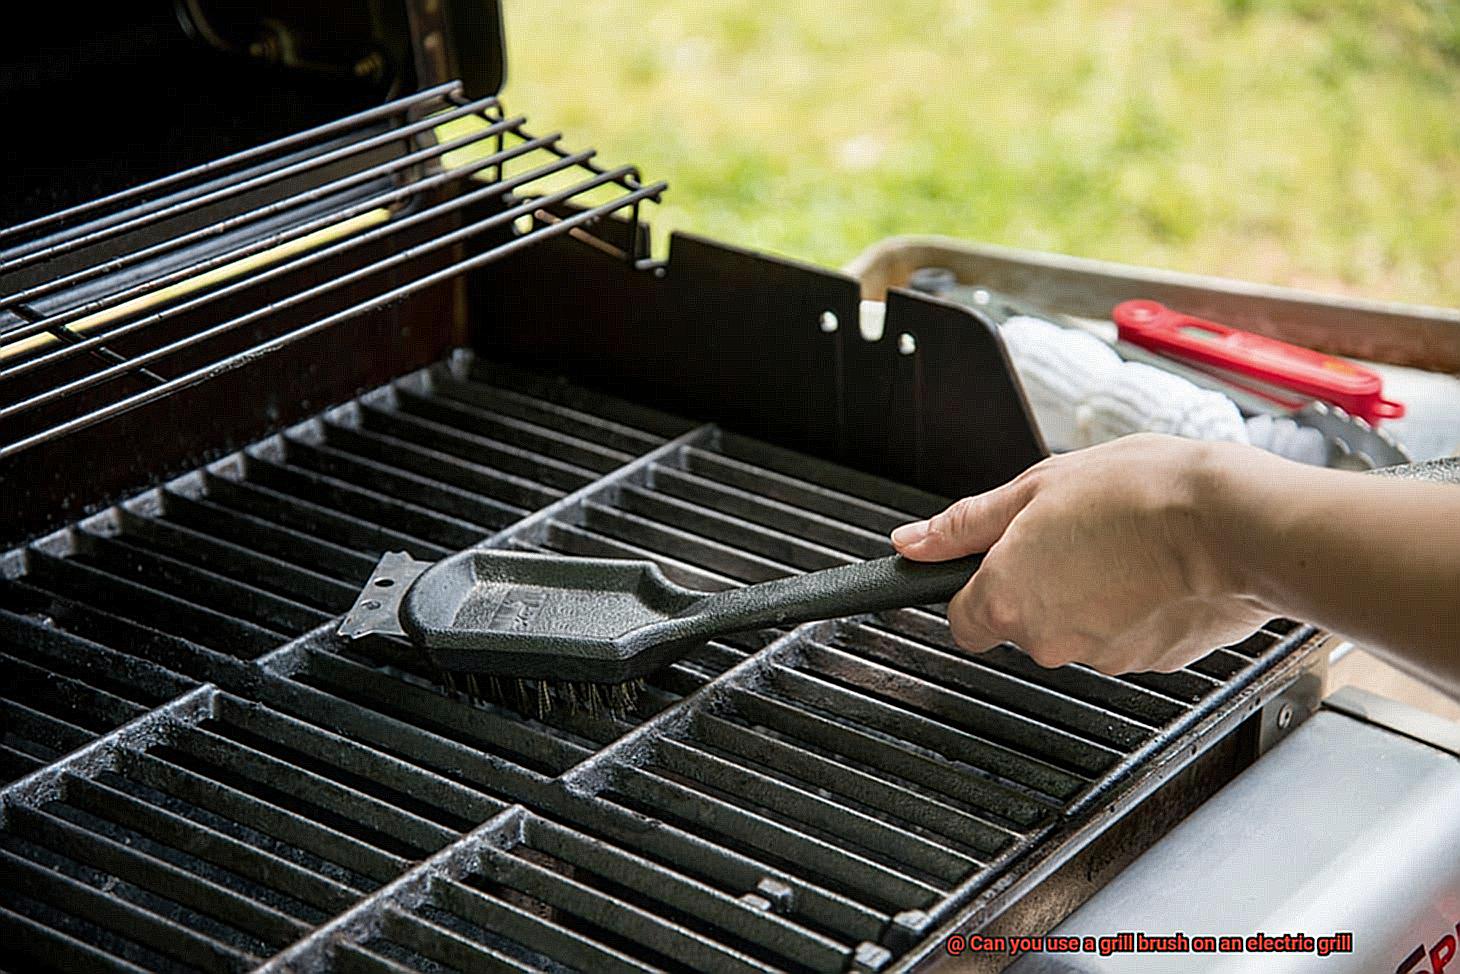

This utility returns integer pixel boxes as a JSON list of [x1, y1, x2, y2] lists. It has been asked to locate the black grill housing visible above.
[[1, 21, 1321, 970], [1, 351, 1317, 973]]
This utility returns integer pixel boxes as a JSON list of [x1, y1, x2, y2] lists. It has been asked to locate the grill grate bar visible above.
[[0, 81, 461, 249], [463, 358, 696, 440], [1118, 666, 1224, 703], [0, 745, 44, 777], [580, 501, 794, 584], [838, 623, 1153, 751], [1, 699, 93, 756], [199, 471, 452, 564], [253, 805, 527, 974], [0, 901, 152, 974], [278, 645, 592, 778], [66, 775, 362, 915], [258, 655, 563, 792], [647, 462, 891, 559], [24, 548, 285, 656], [432, 374, 667, 454], [278, 427, 531, 529], [242, 450, 493, 550], [480, 425, 715, 549], [610, 764, 941, 911], [716, 432, 947, 518], [212, 694, 506, 828], [679, 446, 925, 535], [0, 607, 195, 705], [534, 521, 741, 592], [111, 504, 361, 611], [546, 790, 892, 945], [653, 736, 976, 884], [0, 844, 259, 973], [160, 486, 381, 582], [1, 166, 664, 458], [393, 384, 636, 473], [374, 903, 545, 973], [614, 483, 856, 572], [879, 608, 1185, 727], [690, 709, 1011, 859], [433, 876, 655, 974], [333, 943, 424, 974], [523, 815, 853, 973], [0, 110, 536, 341], [75, 532, 330, 635], [5, 801, 309, 948], [321, 419, 566, 514], [124, 750, 409, 886], [358, 399, 602, 493], [723, 686, 1042, 836], [0, 652, 149, 728], [799, 640, 1119, 779], [766, 663, 1073, 813], [0, 90, 500, 280], [170, 725, 460, 858], [475, 840, 774, 974]]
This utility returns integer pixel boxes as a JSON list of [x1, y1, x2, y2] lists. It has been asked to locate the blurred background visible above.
[[502, 0, 1460, 306]]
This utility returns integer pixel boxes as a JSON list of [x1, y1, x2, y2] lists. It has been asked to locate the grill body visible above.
[[0, 18, 1327, 972]]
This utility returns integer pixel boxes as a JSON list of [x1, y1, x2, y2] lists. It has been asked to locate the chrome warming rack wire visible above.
[[0, 80, 663, 460]]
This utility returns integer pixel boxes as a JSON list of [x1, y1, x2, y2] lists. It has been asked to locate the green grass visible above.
[[501, 0, 1460, 307]]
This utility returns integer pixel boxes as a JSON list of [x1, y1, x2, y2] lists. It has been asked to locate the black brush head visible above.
[[338, 550, 711, 687], [437, 669, 646, 720]]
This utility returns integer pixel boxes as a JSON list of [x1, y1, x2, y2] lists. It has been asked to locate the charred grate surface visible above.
[[0, 353, 1317, 972], [0, 355, 691, 786]]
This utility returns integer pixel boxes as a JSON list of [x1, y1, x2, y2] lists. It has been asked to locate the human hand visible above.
[[890, 434, 1276, 674]]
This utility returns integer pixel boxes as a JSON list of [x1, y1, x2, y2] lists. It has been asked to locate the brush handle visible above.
[[662, 554, 981, 642]]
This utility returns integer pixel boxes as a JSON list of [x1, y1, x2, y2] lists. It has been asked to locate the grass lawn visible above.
[[501, 0, 1460, 307]]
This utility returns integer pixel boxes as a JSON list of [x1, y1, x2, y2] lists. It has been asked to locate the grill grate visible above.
[[0, 353, 1315, 972], [0, 81, 664, 460]]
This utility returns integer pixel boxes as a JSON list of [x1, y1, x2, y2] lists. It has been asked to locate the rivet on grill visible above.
[[897, 332, 917, 355], [887, 909, 935, 952], [738, 892, 772, 912], [819, 310, 838, 333], [851, 941, 894, 972], [755, 877, 794, 913]]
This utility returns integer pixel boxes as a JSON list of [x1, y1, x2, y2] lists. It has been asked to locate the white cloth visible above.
[[999, 315, 1249, 451]]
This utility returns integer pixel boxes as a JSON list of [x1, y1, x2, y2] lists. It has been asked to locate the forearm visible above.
[[1202, 446, 1460, 695]]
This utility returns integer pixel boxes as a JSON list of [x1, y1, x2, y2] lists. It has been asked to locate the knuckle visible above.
[[946, 614, 982, 651], [1025, 643, 1067, 669], [931, 496, 979, 540], [979, 591, 1020, 636]]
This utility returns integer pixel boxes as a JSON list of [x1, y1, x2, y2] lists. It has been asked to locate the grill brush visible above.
[[340, 548, 980, 717]]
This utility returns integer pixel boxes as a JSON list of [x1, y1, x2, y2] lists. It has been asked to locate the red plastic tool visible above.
[[1112, 299, 1405, 424]]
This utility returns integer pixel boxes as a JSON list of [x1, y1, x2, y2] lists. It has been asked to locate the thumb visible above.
[[891, 477, 1035, 561]]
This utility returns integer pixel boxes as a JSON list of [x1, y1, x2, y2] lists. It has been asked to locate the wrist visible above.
[[1181, 441, 1285, 612]]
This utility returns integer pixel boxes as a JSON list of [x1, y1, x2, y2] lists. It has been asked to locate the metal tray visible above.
[[846, 235, 1460, 374]]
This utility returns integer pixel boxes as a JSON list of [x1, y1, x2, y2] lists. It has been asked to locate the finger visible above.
[[891, 476, 1037, 561]]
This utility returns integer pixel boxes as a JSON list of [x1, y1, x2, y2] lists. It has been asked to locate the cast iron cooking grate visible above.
[[0, 350, 1313, 972]]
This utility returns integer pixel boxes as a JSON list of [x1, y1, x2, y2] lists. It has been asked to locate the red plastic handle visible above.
[[1112, 300, 1405, 424]]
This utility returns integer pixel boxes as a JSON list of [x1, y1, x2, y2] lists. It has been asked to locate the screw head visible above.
[[1277, 702, 1294, 729]]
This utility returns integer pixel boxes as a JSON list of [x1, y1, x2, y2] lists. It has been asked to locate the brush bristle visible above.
[[438, 669, 644, 719]]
